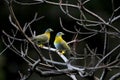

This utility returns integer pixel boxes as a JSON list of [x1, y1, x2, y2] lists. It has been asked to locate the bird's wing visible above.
[[32, 34, 48, 43], [61, 41, 71, 51], [54, 40, 70, 51]]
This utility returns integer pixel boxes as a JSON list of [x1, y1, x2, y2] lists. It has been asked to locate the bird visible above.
[[54, 32, 72, 56], [32, 28, 53, 47]]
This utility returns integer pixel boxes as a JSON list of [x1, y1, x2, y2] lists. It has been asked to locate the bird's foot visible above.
[[61, 51, 65, 54], [59, 50, 65, 55], [38, 44, 44, 48]]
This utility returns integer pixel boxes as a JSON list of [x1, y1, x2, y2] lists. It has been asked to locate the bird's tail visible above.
[[65, 50, 73, 59]]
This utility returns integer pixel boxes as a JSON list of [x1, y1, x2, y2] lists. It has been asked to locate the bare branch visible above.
[[109, 72, 120, 80], [2, 30, 26, 42], [67, 32, 97, 44], [23, 13, 44, 33], [8, 0, 46, 62], [60, 18, 77, 34], [111, 15, 120, 23], [83, 0, 90, 5], [14, 0, 44, 5], [95, 44, 120, 67]]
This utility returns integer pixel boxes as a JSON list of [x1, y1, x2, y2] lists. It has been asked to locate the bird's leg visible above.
[[62, 50, 65, 54], [55, 49, 65, 55], [60, 50, 65, 55]]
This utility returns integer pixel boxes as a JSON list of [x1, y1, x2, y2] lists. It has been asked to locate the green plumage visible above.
[[54, 32, 71, 55], [32, 28, 53, 46], [32, 34, 49, 44]]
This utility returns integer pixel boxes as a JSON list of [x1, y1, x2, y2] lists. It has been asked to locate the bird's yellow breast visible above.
[[45, 32, 50, 40], [54, 36, 63, 44]]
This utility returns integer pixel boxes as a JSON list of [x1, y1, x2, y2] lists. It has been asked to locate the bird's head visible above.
[[45, 28, 53, 33], [56, 32, 64, 36]]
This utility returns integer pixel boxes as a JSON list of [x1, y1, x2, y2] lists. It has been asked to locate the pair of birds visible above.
[[32, 28, 71, 55]]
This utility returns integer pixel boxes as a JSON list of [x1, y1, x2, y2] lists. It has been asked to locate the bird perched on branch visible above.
[[54, 32, 72, 56], [32, 28, 53, 47]]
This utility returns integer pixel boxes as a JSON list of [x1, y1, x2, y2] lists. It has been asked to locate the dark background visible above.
[[0, 0, 120, 80]]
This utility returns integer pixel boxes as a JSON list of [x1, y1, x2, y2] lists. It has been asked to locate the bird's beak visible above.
[[61, 32, 64, 35], [50, 29, 53, 32]]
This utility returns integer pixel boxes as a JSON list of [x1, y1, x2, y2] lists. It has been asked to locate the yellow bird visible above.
[[32, 28, 53, 47], [54, 32, 71, 55]]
